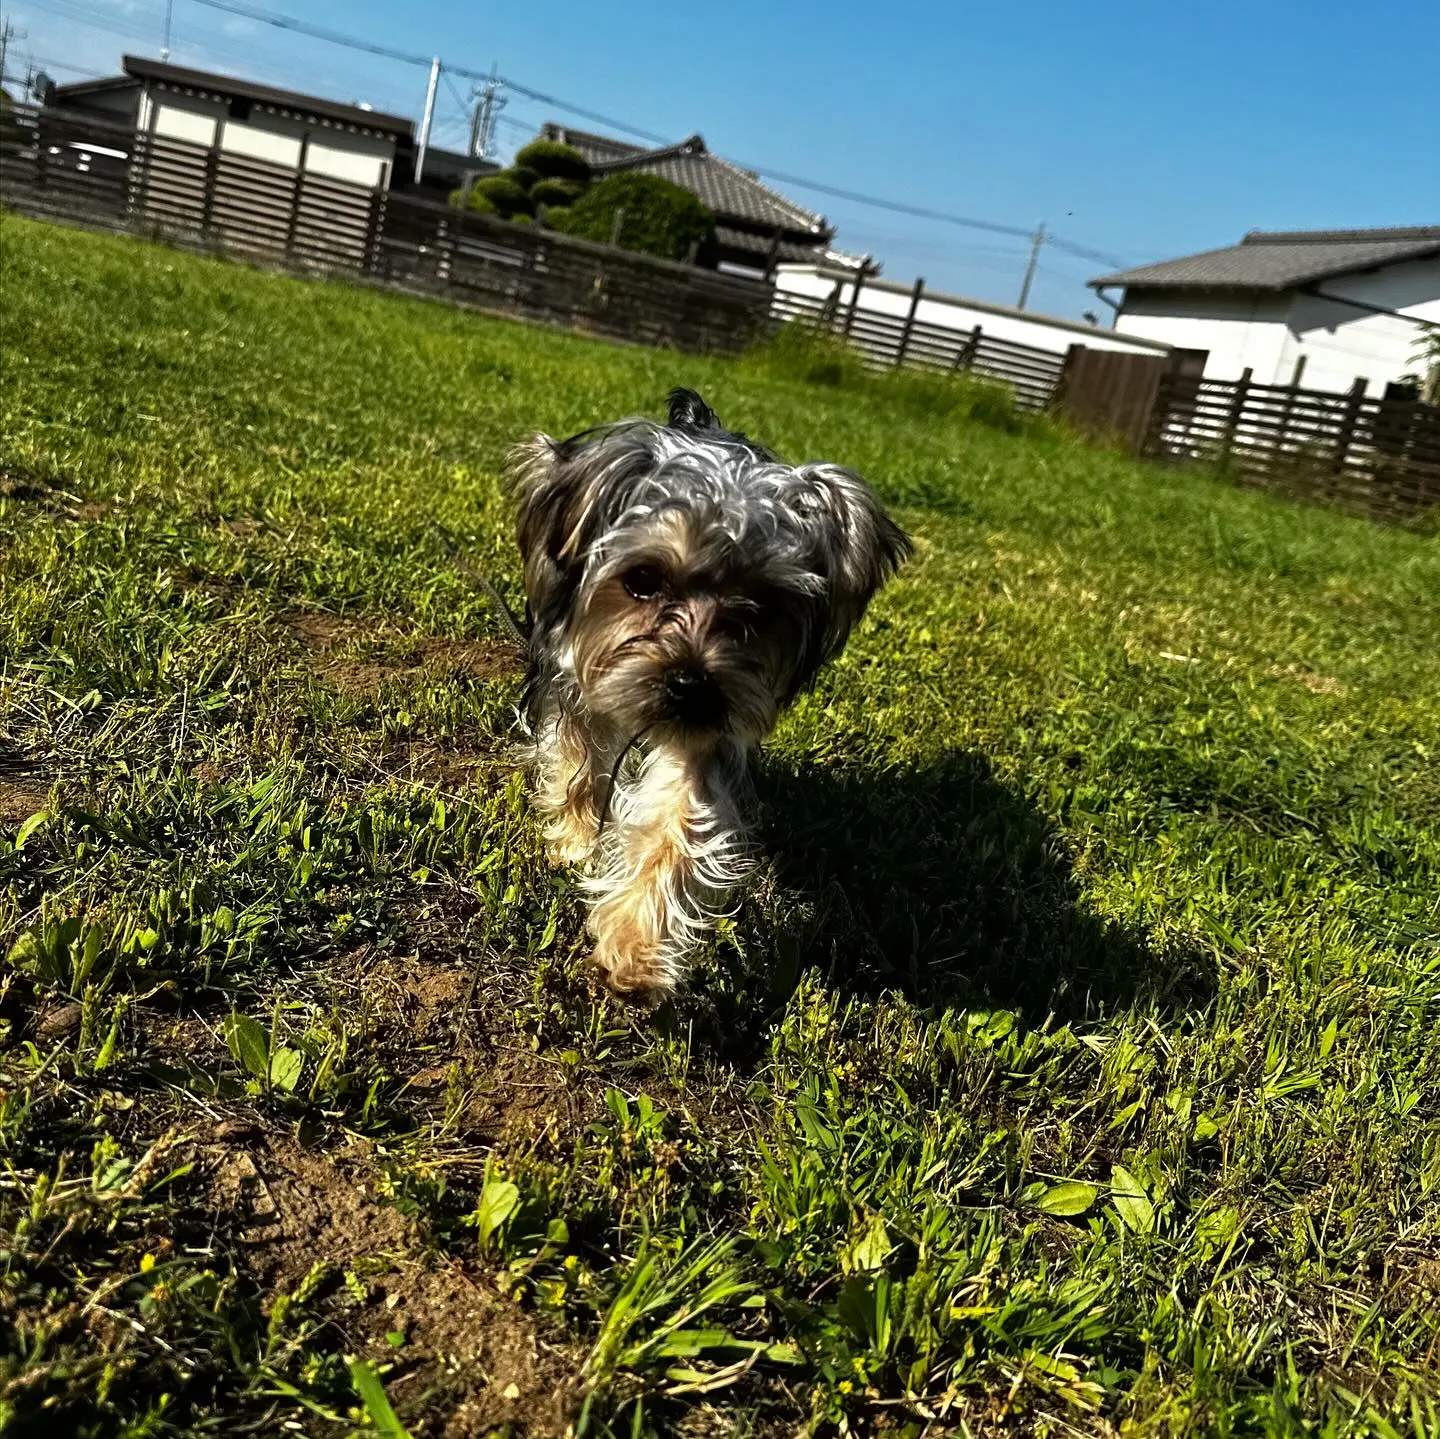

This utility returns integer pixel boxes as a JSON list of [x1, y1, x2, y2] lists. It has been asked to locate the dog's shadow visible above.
[[676, 749, 1212, 1060]]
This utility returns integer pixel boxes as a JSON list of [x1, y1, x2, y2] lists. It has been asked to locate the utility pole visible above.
[[161, 0, 174, 62], [0, 18, 26, 88], [414, 55, 440, 184], [471, 67, 504, 161], [458, 68, 503, 208], [1017, 222, 1046, 311]]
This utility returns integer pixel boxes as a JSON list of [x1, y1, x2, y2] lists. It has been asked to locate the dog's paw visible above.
[[591, 950, 672, 1009], [545, 833, 595, 869]]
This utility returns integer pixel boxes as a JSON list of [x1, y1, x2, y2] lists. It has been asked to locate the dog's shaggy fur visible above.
[[512, 389, 910, 999]]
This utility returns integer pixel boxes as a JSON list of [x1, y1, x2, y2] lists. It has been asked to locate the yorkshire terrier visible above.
[[511, 388, 910, 1001]]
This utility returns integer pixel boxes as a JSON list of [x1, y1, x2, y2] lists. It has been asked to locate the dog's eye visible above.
[[621, 565, 665, 601]]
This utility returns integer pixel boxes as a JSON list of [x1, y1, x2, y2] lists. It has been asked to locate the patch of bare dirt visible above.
[[0, 461, 111, 522], [202, 1132, 410, 1283], [415, 636, 524, 681], [285, 610, 522, 697], [0, 742, 52, 825], [197, 1128, 581, 1436], [326, 949, 580, 1144]]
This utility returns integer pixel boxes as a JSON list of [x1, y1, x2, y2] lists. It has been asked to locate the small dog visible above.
[[511, 389, 910, 1000]]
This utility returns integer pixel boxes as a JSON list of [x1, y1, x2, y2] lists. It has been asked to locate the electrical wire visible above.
[[93, 0, 1134, 269]]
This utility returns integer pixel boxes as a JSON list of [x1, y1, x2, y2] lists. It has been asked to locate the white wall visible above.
[[1116, 291, 1292, 384], [140, 88, 395, 188], [1284, 257, 1440, 395], [1116, 256, 1440, 395], [775, 265, 1171, 358]]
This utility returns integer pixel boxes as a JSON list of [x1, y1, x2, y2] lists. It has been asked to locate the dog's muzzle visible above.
[[661, 664, 728, 730]]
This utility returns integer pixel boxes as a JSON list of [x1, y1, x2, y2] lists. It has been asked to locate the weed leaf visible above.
[[224, 1013, 270, 1081], [1110, 1164, 1155, 1233], [346, 1357, 413, 1439], [1034, 1180, 1099, 1217], [268, 1045, 304, 1094], [474, 1176, 521, 1248]]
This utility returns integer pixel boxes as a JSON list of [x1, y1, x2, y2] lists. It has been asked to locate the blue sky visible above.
[[6, 0, 1438, 318]]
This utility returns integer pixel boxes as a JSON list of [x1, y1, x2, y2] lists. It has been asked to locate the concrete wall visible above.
[[775, 265, 1171, 359]]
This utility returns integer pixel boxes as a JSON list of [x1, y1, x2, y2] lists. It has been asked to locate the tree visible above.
[[1407, 325, 1440, 406], [551, 172, 717, 265], [512, 138, 590, 185], [460, 172, 533, 218]]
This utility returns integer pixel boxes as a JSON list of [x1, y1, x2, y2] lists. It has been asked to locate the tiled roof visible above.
[[537, 123, 647, 168], [117, 56, 414, 137], [713, 224, 827, 262], [1093, 225, 1440, 292], [536, 124, 830, 239]]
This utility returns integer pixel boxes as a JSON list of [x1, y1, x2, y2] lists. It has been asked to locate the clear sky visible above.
[[6, 0, 1439, 319]]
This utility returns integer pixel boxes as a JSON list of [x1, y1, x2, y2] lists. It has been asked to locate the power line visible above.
[[17, 53, 107, 79], [167, 0, 1133, 269], [188, 0, 434, 66]]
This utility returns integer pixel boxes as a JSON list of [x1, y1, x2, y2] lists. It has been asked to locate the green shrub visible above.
[[470, 173, 534, 218], [531, 177, 585, 209], [508, 165, 540, 194], [513, 138, 591, 184], [744, 321, 869, 388], [963, 379, 1025, 433], [558, 173, 717, 264], [746, 323, 1037, 435], [452, 185, 500, 216]]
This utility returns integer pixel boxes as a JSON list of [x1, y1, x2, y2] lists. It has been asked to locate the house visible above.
[[537, 122, 835, 276], [1092, 227, 1440, 397], [45, 56, 416, 260]]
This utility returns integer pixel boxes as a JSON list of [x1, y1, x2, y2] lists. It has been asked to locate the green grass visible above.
[[2, 214, 1439, 1439]]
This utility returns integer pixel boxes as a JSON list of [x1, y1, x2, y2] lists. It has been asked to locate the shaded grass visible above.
[[1, 215, 1439, 1437]]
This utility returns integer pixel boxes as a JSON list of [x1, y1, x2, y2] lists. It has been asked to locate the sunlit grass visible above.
[[2, 214, 1439, 1437]]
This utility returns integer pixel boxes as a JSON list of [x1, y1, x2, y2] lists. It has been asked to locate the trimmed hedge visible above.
[[531, 177, 585, 209], [513, 138, 591, 184], [553, 172, 717, 265], [469, 173, 533, 217]]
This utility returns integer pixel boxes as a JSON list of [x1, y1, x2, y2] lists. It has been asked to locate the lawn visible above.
[[1, 214, 1439, 1439]]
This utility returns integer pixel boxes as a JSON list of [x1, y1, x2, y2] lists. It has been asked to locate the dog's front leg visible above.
[[587, 744, 748, 999], [533, 708, 600, 867]]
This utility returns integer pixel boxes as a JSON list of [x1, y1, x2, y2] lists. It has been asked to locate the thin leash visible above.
[[430, 523, 531, 647], [595, 723, 655, 840]]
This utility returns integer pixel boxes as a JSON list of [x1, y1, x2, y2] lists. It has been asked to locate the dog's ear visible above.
[[510, 428, 657, 633], [797, 462, 912, 666], [667, 388, 722, 433], [510, 434, 599, 633]]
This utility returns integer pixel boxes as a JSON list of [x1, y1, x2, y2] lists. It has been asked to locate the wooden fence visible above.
[[0, 103, 774, 356], [772, 279, 1067, 411], [1056, 346, 1440, 524]]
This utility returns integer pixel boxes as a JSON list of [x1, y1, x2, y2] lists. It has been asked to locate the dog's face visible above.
[[514, 389, 911, 747]]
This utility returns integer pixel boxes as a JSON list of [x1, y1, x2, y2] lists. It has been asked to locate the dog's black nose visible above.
[[662, 665, 726, 728]]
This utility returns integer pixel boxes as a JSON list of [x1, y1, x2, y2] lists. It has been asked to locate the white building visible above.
[[1092, 227, 1440, 397], [774, 263, 1171, 359], [48, 56, 415, 263]]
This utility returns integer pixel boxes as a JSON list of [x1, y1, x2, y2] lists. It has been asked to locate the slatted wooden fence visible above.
[[0, 103, 774, 356], [1144, 370, 1440, 521], [772, 283, 1067, 410]]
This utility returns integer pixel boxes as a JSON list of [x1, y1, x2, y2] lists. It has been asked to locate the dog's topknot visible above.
[[666, 388, 721, 434]]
